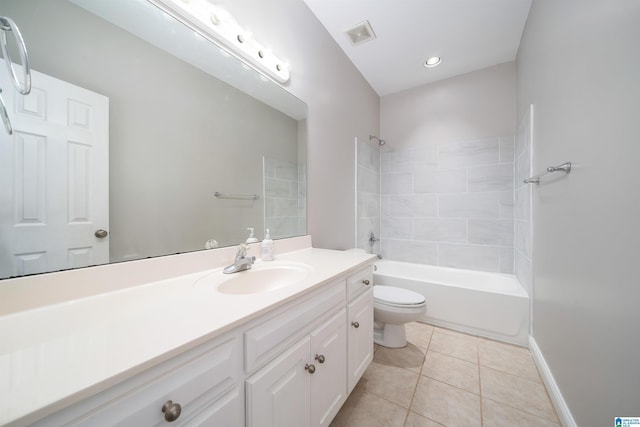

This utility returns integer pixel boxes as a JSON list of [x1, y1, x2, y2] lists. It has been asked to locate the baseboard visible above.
[[528, 336, 577, 427]]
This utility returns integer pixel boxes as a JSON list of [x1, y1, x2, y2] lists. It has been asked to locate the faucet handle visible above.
[[236, 243, 249, 259]]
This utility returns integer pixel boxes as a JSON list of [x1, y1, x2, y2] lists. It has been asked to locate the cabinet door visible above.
[[310, 310, 347, 427], [246, 337, 311, 427], [347, 288, 374, 393]]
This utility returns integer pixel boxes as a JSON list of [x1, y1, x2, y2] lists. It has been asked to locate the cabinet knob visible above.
[[305, 363, 316, 374], [361, 279, 370, 285], [351, 321, 360, 328], [315, 354, 325, 364], [161, 400, 182, 422]]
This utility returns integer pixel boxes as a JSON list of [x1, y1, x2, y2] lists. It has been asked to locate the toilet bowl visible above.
[[373, 285, 427, 348]]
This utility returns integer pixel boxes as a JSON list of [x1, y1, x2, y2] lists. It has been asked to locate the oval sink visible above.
[[195, 262, 313, 295]]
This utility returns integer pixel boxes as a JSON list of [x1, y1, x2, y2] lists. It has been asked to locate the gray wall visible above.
[[2, 0, 300, 261], [380, 63, 516, 271], [517, 1, 640, 425]]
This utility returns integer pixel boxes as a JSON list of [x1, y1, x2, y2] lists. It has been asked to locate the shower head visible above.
[[369, 134, 386, 147]]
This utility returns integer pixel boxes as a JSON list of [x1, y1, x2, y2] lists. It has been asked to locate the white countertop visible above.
[[0, 245, 376, 426]]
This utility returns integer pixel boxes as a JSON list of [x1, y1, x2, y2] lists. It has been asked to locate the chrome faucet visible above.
[[223, 243, 256, 274]]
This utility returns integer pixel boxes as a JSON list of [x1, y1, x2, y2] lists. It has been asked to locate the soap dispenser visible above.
[[261, 229, 274, 261], [246, 228, 258, 244]]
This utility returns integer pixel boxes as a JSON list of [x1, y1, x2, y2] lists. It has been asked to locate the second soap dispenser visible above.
[[246, 228, 259, 244], [261, 229, 274, 261]]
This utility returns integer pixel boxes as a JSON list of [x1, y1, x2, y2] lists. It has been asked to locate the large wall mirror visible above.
[[0, 0, 307, 279]]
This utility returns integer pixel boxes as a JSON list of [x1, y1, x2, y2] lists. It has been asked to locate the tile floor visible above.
[[330, 323, 560, 427]]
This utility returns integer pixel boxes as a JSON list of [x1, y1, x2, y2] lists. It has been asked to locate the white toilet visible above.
[[373, 285, 427, 348]]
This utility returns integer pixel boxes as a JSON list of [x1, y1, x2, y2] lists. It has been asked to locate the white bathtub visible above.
[[373, 260, 529, 345]]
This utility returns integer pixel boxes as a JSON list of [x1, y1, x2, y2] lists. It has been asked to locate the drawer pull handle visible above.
[[351, 321, 360, 328], [361, 279, 370, 285], [162, 400, 182, 422], [305, 363, 316, 374], [315, 354, 325, 364]]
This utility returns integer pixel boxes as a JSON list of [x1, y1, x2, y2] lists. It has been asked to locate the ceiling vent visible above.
[[345, 20, 376, 46]]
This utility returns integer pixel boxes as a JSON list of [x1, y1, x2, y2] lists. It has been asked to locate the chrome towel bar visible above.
[[524, 162, 572, 184], [214, 192, 260, 200]]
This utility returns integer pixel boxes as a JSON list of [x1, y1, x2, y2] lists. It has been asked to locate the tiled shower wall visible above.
[[356, 139, 381, 253], [514, 107, 533, 294], [380, 136, 515, 273], [264, 157, 303, 239]]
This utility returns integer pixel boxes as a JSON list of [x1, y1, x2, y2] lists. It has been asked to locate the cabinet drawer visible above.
[[63, 336, 242, 427], [245, 279, 345, 374], [346, 266, 373, 301]]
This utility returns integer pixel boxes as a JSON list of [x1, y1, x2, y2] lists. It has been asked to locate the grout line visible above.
[[402, 325, 432, 426]]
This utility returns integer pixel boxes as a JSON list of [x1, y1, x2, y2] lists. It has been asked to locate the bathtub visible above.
[[373, 260, 529, 345]]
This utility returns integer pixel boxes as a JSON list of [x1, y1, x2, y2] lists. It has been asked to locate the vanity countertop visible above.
[[0, 246, 376, 426]]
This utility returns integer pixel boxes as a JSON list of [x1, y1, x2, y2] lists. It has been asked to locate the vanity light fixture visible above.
[[424, 56, 442, 68], [148, 0, 290, 83]]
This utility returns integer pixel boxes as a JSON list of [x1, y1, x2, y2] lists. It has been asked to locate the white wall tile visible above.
[[515, 220, 532, 259], [500, 247, 514, 274], [387, 194, 438, 217], [381, 239, 438, 265], [358, 165, 379, 194], [413, 218, 467, 243], [438, 138, 500, 168], [468, 219, 514, 246], [381, 217, 412, 239], [499, 135, 515, 163], [439, 193, 501, 218], [414, 168, 467, 193], [381, 146, 437, 173], [439, 244, 500, 272], [499, 191, 515, 218], [358, 193, 380, 218], [357, 140, 380, 170], [381, 173, 412, 194], [468, 164, 514, 192]]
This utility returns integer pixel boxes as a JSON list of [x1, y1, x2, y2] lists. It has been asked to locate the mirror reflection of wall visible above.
[[0, 0, 307, 279]]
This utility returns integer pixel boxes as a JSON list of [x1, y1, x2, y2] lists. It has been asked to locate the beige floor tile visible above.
[[375, 343, 426, 374], [330, 389, 407, 427], [404, 411, 445, 427], [405, 321, 434, 350], [356, 361, 419, 408], [428, 328, 479, 363], [479, 339, 541, 382], [410, 377, 481, 427], [480, 366, 559, 422], [422, 350, 480, 394], [482, 398, 561, 427]]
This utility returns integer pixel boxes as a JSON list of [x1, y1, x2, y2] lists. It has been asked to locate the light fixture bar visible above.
[[148, 0, 290, 83]]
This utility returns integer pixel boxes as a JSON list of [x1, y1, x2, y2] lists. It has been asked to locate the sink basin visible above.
[[194, 261, 313, 295]]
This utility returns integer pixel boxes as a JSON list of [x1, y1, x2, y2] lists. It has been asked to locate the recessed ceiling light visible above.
[[424, 56, 442, 68]]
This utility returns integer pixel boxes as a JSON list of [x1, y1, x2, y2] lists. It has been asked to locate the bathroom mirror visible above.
[[0, 0, 307, 279]]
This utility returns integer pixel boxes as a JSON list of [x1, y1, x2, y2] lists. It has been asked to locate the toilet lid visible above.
[[374, 286, 425, 306]]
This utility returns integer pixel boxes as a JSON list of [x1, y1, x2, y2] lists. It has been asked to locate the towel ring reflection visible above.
[[0, 16, 31, 95], [0, 89, 12, 135]]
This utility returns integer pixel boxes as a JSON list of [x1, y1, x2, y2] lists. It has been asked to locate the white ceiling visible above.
[[303, 0, 532, 96]]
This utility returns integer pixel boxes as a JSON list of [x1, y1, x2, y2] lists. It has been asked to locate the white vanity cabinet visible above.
[[23, 261, 374, 427]]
